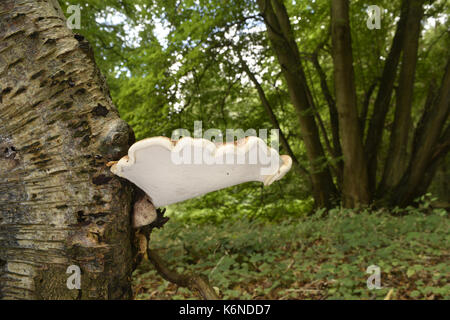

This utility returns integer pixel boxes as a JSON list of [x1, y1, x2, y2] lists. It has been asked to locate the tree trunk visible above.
[[330, 0, 370, 207], [258, 0, 337, 208], [364, 0, 409, 194], [381, 0, 424, 191], [0, 0, 135, 299], [311, 50, 341, 161], [239, 56, 309, 178], [393, 59, 450, 206]]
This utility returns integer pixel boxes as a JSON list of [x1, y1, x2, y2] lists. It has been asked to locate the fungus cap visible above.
[[110, 136, 292, 208]]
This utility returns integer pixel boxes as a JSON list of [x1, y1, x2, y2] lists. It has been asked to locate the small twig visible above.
[[147, 248, 219, 300], [384, 288, 394, 300], [135, 202, 219, 300], [286, 259, 295, 271], [209, 254, 227, 276], [285, 288, 321, 292]]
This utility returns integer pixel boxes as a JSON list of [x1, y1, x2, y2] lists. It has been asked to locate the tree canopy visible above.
[[59, 0, 449, 215]]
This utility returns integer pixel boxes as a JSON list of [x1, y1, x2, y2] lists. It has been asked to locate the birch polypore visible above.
[[109, 136, 292, 226]]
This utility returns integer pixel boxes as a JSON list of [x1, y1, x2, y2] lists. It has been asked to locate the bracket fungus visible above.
[[109, 136, 292, 228]]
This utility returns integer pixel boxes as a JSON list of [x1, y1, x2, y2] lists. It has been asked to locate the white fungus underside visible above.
[[110, 136, 292, 207]]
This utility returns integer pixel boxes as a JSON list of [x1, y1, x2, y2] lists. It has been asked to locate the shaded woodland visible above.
[[0, 0, 448, 300]]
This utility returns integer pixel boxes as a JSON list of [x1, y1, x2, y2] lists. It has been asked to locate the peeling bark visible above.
[[0, 0, 134, 299]]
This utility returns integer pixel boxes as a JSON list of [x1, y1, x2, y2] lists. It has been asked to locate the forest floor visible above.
[[132, 206, 449, 300]]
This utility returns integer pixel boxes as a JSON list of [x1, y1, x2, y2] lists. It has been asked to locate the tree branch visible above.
[[431, 125, 450, 163], [310, 52, 341, 159], [380, 0, 425, 190], [257, 0, 337, 207], [389, 58, 450, 206], [364, 0, 410, 193], [360, 79, 379, 134], [239, 55, 310, 178], [147, 248, 219, 300]]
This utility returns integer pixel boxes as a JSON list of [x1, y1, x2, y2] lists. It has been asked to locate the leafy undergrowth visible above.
[[132, 207, 449, 300]]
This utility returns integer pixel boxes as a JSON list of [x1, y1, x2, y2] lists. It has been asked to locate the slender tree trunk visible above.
[[257, 0, 337, 208], [330, 0, 370, 207], [393, 59, 450, 206], [311, 51, 341, 161], [0, 0, 134, 299], [364, 0, 409, 194], [360, 80, 378, 134], [381, 0, 425, 191], [239, 57, 309, 178]]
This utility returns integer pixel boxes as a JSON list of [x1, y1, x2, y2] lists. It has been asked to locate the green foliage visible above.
[[165, 182, 314, 224], [60, 0, 450, 211], [133, 207, 449, 300]]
